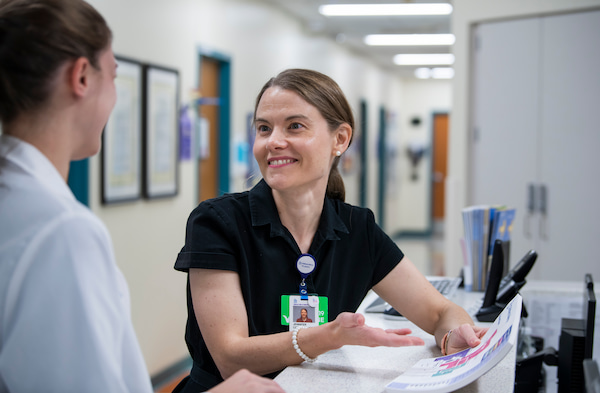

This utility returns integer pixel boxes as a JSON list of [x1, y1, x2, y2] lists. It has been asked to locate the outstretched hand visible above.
[[446, 323, 489, 355], [332, 312, 425, 348]]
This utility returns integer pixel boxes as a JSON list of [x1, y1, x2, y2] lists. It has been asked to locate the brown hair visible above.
[[254, 69, 354, 201], [0, 0, 112, 124]]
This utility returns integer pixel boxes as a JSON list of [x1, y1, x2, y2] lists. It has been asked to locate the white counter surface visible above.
[[275, 289, 516, 393]]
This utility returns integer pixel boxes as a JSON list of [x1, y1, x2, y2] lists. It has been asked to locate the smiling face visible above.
[[253, 87, 341, 195]]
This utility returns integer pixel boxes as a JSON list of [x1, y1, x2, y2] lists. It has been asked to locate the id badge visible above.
[[281, 295, 328, 330]]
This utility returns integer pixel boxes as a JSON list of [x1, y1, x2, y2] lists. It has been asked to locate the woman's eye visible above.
[[257, 125, 270, 133], [289, 123, 303, 130]]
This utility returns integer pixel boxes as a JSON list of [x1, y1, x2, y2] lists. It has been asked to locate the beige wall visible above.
[[445, 0, 600, 278]]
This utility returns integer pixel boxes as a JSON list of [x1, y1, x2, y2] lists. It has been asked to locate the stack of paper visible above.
[[460, 205, 515, 292]]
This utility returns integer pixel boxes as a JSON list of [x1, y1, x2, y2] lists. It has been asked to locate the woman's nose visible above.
[[266, 128, 287, 150]]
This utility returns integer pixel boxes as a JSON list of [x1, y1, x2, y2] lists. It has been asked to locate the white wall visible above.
[[446, 0, 600, 277], [86, 0, 447, 375]]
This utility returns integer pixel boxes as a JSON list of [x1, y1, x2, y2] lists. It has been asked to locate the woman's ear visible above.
[[69, 57, 91, 98], [334, 123, 352, 154]]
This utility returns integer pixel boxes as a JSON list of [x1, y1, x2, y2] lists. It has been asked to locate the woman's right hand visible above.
[[330, 312, 425, 348]]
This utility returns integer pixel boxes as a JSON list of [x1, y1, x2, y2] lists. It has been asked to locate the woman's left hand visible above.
[[445, 324, 488, 355]]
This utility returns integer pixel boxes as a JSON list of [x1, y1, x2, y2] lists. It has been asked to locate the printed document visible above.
[[386, 294, 522, 392]]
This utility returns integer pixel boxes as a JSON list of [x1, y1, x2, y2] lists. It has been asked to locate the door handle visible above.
[[539, 184, 548, 240], [524, 183, 536, 239]]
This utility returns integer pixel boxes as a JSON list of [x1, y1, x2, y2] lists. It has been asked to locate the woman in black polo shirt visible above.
[[174, 68, 487, 392]]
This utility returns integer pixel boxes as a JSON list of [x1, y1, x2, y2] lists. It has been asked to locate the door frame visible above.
[[195, 47, 231, 199], [358, 99, 368, 208], [377, 106, 387, 227], [67, 159, 89, 206]]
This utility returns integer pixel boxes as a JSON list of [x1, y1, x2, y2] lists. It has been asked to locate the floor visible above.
[[154, 374, 187, 393], [153, 228, 447, 392]]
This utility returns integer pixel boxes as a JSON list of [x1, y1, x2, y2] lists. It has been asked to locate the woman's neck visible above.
[[6, 113, 71, 181], [272, 187, 326, 254]]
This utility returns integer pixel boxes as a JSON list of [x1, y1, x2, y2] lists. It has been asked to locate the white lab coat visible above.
[[0, 135, 152, 392]]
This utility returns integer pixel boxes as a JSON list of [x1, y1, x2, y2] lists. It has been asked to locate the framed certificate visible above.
[[101, 56, 143, 204], [143, 64, 179, 199]]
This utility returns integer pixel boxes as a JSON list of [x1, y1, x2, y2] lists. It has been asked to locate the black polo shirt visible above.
[[174, 179, 404, 388]]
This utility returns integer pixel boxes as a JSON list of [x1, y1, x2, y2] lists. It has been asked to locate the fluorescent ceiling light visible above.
[[394, 53, 455, 65], [319, 3, 453, 16], [431, 67, 454, 79], [415, 67, 455, 79], [365, 34, 455, 46], [415, 68, 432, 79]]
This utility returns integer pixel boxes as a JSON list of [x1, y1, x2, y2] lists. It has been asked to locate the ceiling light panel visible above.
[[365, 34, 455, 46], [394, 53, 455, 65], [415, 67, 455, 79], [319, 3, 453, 16]]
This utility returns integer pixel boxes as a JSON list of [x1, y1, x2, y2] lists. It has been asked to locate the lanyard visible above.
[[296, 254, 316, 300]]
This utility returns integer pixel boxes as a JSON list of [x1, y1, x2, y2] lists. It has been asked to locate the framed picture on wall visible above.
[[101, 56, 143, 204], [143, 64, 179, 199]]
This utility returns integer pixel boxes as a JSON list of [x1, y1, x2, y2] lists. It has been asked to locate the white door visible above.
[[471, 10, 600, 281], [471, 17, 541, 271], [537, 10, 600, 281]]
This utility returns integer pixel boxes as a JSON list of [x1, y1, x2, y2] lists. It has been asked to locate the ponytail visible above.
[[326, 158, 345, 201]]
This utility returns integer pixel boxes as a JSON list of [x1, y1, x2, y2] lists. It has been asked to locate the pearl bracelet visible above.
[[292, 327, 317, 363]]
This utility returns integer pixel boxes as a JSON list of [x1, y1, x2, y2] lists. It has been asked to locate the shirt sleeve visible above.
[[0, 213, 152, 393], [174, 202, 239, 272]]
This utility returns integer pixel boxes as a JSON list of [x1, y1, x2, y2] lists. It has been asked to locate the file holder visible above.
[[476, 240, 506, 322], [476, 241, 536, 322]]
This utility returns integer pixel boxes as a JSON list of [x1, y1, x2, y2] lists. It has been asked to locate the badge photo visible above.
[[290, 296, 319, 330], [281, 295, 328, 329]]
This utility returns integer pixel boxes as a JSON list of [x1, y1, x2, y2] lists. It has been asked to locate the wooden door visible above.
[[198, 58, 220, 202], [432, 113, 448, 221]]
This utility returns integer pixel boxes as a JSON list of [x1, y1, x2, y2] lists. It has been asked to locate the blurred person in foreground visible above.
[[0, 1, 283, 392]]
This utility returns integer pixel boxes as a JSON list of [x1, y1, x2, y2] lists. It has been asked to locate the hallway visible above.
[[395, 221, 447, 277]]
